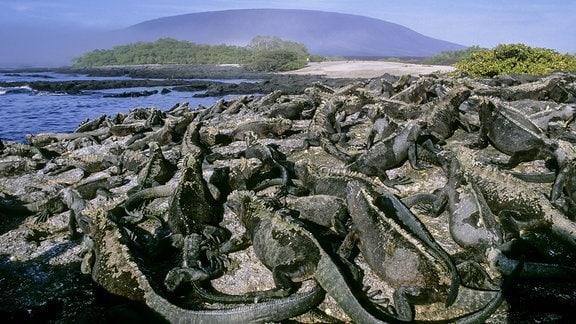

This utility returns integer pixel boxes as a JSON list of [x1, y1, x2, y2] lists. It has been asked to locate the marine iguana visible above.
[[417, 86, 471, 147], [75, 114, 111, 133], [85, 207, 326, 323], [342, 180, 460, 321], [163, 150, 230, 292], [60, 187, 93, 239], [348, 119, 428, 186], [472, 74, 575, 103], [228, 117, 293, 141], [225, 190, 404, 323], [26, 127, 111, 147], [243, 131, 293, 195], [135, 141, 176, 190], [447, 145, 576, 247], [362, 104, 399, 149], [285, 194, 349, 237], [470, 97, 558, 168], [390, 76, 436, 104], [0, 194, 67, 220], [434, 150, 504, 252], [302, 97, 354, 163], [418, 147, 576, 279], [550, 157, 576, 217]]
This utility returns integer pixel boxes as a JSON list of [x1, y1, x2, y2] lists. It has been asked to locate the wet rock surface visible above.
[[1, 67, 576, 323], [1, 64, 355, 97]]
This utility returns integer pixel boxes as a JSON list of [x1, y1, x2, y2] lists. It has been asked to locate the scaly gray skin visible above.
[[389, 77, 436, 104], [472, 74, 573, 102], [126, 116, 179, 150], [550, 157, 576, 217], [86, 208, 326, 324], [0, 194, 67, 219], [226, 190, 404, 324], [109, 121, 150, 137], [303, 97, 354, 163], [264, 96, 314, 120], [123, 183, 176, 221], [229, 117, 293, 141], [26, 127, 111, 147], [286, 194, 349, 237], [135, 141, 176, 190], [294, 159, 380, 199], [529, 103, 575, 131], [470, 97, 558, 168], [75, 114, 111, 133], [419, 148, 576, 282], [129, 109, 191, 147], [60, 187, 92, 239], [72, 172, 125, 200], [1, 170, 121, 228], [437, 152, 504, 253], [0, 141, 41, 158], [29, 171, 124, 225], [343, 181, 508, 323], [348, 119, 427, 185], [166, 153, 221, 236], [242, 131, 293, 195], [452, 146, 576, 247], [63, 150, 120, 174], [367, 115, 399, 149], [343, 181, 460, 321], [163, 149, 231, 292], [19, 171, 116, 238], [362, 104, 399, 149], [293, 159, 429, 206], [418, 86, 471, 145]]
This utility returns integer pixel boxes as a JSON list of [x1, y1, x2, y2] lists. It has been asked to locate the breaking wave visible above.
[[0, 85, 34, 96]]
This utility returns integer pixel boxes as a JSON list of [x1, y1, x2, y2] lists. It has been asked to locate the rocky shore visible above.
[[1, 62, 454, 97], [1, 65, 576, 322], [1, 64, 356, 97]]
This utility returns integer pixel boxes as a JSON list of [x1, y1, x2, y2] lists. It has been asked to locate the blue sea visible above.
[[0, 72, 246, 142]]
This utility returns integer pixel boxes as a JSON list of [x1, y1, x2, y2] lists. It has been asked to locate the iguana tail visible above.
[[124, 184, 175, 217], [314, 252, 405, 324], [144, 279, 325, 324]]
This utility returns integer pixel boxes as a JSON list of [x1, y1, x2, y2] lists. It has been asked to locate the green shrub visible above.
[[73, 35, 320, 71], [422, 46, 484, 65], [242, 50, 307, 72], [454, 44, 576, 77]]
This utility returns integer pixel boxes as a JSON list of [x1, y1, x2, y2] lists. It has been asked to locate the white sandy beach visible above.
[[281, 60, 455, 78]]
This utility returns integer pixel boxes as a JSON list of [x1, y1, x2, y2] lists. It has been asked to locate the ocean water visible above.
[[0, 72, 245, 142]]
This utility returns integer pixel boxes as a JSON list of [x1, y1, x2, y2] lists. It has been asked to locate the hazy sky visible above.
[[1, 0, 575, 63]]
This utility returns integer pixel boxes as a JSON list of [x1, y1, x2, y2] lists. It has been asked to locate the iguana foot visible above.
[[164, 267, 211, 292], [467, 139, 489, 150], [34, 210, 51, 223], [306, 308, 343, 324], [121, 206, 147, 224], [489, 159, 516, 170], [382, 175, 413, 189]]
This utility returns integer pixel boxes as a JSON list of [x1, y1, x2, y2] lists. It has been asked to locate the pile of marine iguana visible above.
[[1, 70, 576, 322]]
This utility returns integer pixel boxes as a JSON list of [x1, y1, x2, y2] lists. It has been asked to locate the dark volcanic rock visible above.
[[2, 65, 355, 97], [1, 68, 575, 322]]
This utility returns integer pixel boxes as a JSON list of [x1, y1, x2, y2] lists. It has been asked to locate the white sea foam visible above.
[[0, 85, 34, 95]]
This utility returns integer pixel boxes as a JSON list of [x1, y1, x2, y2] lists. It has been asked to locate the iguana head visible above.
[[226, 190, 257, 224]]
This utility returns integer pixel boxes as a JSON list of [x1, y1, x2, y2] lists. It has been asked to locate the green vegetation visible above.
[[242, 36, 312, 71], [73, 36, 321, 72], [72, 38, 250, 66], [453, 44, 576, 77], [422, 46, 485, 65]]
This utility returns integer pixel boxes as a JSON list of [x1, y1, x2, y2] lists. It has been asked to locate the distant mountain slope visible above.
[[121, 9, 465, 57]]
